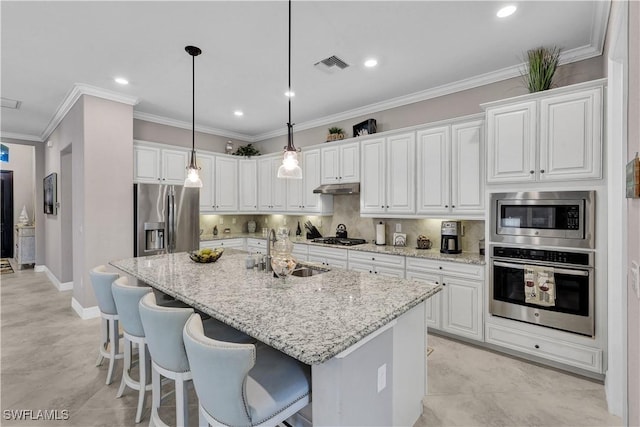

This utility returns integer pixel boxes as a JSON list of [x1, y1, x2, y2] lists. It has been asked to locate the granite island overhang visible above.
[[111, 250, 442, 426]]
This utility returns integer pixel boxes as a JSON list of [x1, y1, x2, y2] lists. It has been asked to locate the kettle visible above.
[[336, 224, 348, 238]]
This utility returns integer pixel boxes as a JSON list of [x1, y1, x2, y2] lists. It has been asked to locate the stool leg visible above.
[[106, 318, 118, 385], [175, 377, 188, 427], [198, 406, 208, 427], [135, 343, 150, 423], [151, 365, 161, 427], [96, 318, 107, 366], [116, 338, 130, 398]]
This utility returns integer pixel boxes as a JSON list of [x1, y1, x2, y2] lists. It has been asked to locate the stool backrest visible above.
[[89, 265, 119, 315], [183, 313, 255, 426], [139, 293, 193, 373], [111, 277, 151, 338]]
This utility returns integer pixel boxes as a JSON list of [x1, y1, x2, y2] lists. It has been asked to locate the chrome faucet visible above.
[[265, 228, 276, 272]]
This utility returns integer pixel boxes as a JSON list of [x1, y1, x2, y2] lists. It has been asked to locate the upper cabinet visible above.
[[416, 118, 484, 216], [238, 159, 258, 212], [257, 155, 287, 212], [287, 148, 333, 214], [320, 141, 360, 184], [484, 80, 604, 184], [360, 132, 416, 216], [134, 143, 188, 185], [197, 154, 239, 213]]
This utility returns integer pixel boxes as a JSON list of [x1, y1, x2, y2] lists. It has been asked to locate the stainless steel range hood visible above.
[[313, 183, 360, 195]]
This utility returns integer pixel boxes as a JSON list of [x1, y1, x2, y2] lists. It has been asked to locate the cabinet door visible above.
[[451, 120, 484, 214], [385, 133, 415, 214], [286, 177, 303, 211], [214, 156, 238, 212], [271, 157, 287, 211], [405, 270, 442, 330], [198, 154, 215, 212], [302, 149, 330, 213], [416, 126, 450, 214], [257, 157, 273, 210], [320, 146, 340, 184], [360, 138, 386, 214], [162, 149, 189, 184], [486, 102, 537, 183], [134, 146, 161, 183], [441, 276, 483, 341], [539, 88, 602, 181], [238, 159, 258, 211], [340, 142, 360, 183]]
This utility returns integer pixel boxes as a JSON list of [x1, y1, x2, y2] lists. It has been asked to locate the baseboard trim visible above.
[[71, 297, 100, 320], [39, 265, 73, 291]]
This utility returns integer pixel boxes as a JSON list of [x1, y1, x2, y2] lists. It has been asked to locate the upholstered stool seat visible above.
[[89, 265, 124, 385], [183, 313, 311, 427], [112, 277, 152, 424], [139, 293, 255, 427]]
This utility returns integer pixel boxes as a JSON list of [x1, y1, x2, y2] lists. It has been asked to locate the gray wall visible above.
[[0, 143, 35, 229], [134, 120, 241, 154]]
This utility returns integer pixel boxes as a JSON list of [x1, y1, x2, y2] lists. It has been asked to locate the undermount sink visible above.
[[291, 265, 329, 277]]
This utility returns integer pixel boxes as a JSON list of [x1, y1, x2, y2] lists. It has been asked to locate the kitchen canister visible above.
[[247, 220, 256, 233], [376, 221, 386, 245]]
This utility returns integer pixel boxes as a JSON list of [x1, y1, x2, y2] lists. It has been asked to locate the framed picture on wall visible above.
[[44, 173, 57, 215]]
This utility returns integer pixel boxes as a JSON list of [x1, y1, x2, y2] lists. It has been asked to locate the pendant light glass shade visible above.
[[184, 45, 203, 188], [278, 0, 302, 180]]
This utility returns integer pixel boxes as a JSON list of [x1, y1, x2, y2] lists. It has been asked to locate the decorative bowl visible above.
[[189, 248, 224, 263]]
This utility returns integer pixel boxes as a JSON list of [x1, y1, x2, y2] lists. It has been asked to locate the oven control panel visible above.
[[492, 246, 590, 266]]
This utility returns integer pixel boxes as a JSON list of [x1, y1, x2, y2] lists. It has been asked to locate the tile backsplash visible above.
[[201, 195, 485, 252]]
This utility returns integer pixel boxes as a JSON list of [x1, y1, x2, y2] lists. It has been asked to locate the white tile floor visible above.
[[1, 265, 623, 426]]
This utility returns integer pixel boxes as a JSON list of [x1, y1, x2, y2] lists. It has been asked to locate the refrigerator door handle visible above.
[[167, 189, 176, 253]]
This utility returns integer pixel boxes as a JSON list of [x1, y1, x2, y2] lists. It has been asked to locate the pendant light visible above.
[[277, 0, 302, 179], [184, 45, 203, 188]]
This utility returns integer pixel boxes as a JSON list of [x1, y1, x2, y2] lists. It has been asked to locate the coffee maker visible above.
[[440, 221, 462, 254]]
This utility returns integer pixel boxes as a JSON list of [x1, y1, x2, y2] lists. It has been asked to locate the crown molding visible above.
[[133, 111, 255, 142], [0, 132, 43, 142], [41, 83, 139, 142]]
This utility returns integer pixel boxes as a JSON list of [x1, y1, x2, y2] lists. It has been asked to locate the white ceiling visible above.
[[1, 1, 609, 143]]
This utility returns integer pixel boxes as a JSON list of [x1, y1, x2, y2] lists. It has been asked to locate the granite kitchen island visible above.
[[111, 250, 442, 426]]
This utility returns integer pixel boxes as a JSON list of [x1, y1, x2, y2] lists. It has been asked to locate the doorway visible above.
[[0, 171, 14, 258]]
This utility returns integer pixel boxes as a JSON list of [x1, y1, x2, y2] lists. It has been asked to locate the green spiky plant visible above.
[[523, 46, 561, 93], [328, 127, 344, 134]]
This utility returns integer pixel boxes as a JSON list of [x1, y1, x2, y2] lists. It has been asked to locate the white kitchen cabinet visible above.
[[200, 238, 245, 250], [247, 238, 267, 255], [198, 154, 238, 213], [14, 226, 35, 269], [416, 118, 484, 216], [347, 250, 405, 278], [238, 159, 258, 212], [405, 257, 484, 341], [292, 243, 309, 262], [484, 80, 604, 183], [258, 155, 287, 212], [134, 143, 189, 184], [360, 132, 415, 216], [320, 141, 360, 184], [307, 245, 348, 270], [287, 148, 333, 214]]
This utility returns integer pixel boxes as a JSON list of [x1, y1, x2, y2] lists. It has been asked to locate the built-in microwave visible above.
[[490, 191, 595, 249]]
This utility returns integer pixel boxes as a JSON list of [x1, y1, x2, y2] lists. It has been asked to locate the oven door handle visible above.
[[492, 261, 590, 277]]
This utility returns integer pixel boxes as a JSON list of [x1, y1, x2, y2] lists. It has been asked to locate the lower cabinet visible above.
[[15, 226, 36, 269], [200, 238, 246, 251], [308, 246, 348, 270], [292, 243, 309, 262], [348, 250, 405, 278], [246, 238, 268, 255], [405, 257, 484, 342]]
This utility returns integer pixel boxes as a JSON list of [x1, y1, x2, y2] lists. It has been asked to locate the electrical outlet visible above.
[[283, 217, 287, 225], [377, 364, 386, 393], [632, 261, 640, 300], [219, 218, 224, 225], [232, 217, 236, 224], [395, 223, 402, 233], [461, 224, 465, 236]]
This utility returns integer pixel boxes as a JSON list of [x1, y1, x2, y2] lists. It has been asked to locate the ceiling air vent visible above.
[[314, 55, 350, 74], [1, 97, 21, 110]]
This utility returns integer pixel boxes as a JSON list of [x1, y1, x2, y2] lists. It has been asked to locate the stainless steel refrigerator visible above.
[[134, 183, 199, 257]]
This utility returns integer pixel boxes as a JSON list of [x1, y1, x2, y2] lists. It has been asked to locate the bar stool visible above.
[[183, 313, 311, 427], [89, 265, 124, 385], [112, 277, 152, 424], [139, 293, 256, 427]]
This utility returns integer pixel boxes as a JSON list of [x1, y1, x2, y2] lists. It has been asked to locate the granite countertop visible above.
[[200, 233, 485, 265], [110, 251, 441, 365]]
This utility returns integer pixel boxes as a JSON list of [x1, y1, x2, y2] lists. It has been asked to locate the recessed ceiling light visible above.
[[234, 110, 244, 116], [496, 5, 517, 18], [364, 59, 378, 68], [285, 90, 295, 97], [114, 77, 129, 85]]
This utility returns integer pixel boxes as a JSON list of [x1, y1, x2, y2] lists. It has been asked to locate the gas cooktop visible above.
[[312, 237, 367, 246]]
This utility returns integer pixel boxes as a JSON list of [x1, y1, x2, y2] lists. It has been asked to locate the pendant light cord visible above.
[[286, 0, 295, 151], [192, 51, 195, 159]]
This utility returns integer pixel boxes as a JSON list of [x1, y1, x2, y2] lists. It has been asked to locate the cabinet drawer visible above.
[[308, 245, 348, 259], [349, 262, 405, 279], [486, 324, 602, 373], [406, 257, 483, 279], [246, 238, 266, 247], [348, 250, 406, 268], [200, 238, 245, 250]]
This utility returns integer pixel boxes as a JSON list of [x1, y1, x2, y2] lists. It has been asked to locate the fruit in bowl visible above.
[[189, 247, 224, 263]]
